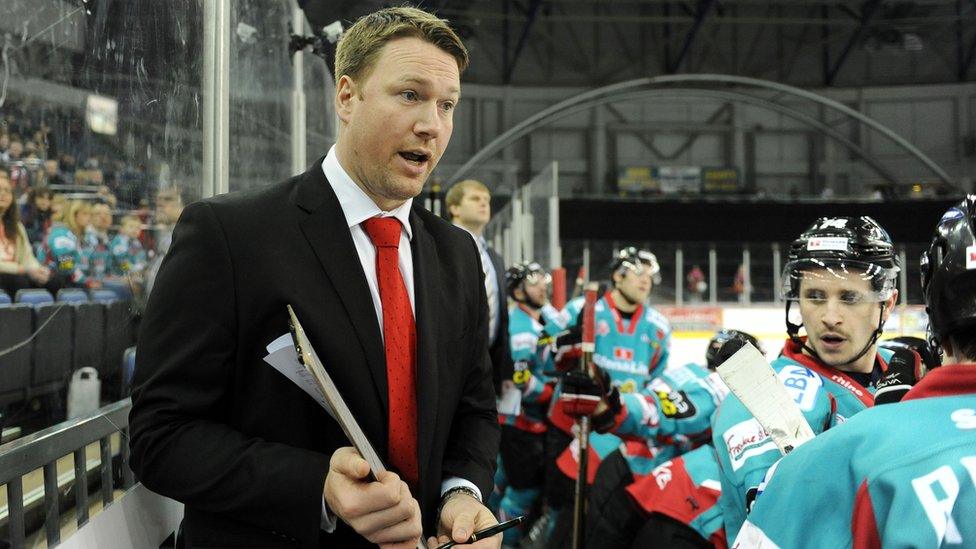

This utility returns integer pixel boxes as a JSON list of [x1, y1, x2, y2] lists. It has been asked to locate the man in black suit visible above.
[[445, 180, 511, 394], [129, 7, 500, 549]]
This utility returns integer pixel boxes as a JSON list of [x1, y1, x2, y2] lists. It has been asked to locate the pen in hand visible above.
[[434, 516, 524, 549]]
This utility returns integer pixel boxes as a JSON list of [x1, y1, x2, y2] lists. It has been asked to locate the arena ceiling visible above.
[[306, 0, 976, 88]]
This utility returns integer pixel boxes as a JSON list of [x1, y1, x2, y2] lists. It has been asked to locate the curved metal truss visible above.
[[448, 74, 952, 186]]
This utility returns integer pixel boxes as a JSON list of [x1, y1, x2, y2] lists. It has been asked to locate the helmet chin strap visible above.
[[785, 301, 886, 369]]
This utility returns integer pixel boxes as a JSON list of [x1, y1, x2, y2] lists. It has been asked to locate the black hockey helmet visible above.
[[706, 329, 765, 370], [610, 247, 661, 283], [921, 196, 976, 348], [783, 216, 900, 365], [505, 261, 551, 298], [879, 336, 941, 371], [782, 216, 899, 301]]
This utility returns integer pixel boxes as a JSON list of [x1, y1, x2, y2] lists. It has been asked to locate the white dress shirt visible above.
[[320, 147, 481, 530]]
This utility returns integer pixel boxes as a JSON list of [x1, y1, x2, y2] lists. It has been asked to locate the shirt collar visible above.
[[452, 222, 485, 248], [902, 364, 976, 401], [323, 146, 413, 240]]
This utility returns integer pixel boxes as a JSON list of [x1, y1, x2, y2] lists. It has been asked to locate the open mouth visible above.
[[399, 151, 430, 165], [820, 334, 845, 348]]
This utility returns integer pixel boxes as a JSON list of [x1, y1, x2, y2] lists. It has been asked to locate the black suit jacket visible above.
[[485, 247, 512, 393], [129, 159, 499, 548]]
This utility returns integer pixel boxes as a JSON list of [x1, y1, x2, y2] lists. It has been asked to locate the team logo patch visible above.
[[777, 367, 823, 412], [596, 320, 610, 336], [807, 236, 848, 251], [724, 418, 776, 471], [967, 246, 976, 270], [614, 347, 634, 361]]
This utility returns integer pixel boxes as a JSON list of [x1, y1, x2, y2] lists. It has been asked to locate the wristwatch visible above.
[[437, 485, 480, 522]]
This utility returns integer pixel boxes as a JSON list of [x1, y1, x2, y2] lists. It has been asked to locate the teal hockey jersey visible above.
[[713, 338, 894, 540], [735, 365, 976, 549], [500, 303, 565, 432]]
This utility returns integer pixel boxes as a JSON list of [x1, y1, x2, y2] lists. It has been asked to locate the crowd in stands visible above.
[[0, 108, 185, 303]]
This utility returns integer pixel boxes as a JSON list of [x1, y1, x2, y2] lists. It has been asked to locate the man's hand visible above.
[[426, 493, 500, 548], [323, 447, 422, 548]]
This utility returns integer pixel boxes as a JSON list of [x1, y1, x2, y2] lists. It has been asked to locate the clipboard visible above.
[[287, 306, 426, 549]]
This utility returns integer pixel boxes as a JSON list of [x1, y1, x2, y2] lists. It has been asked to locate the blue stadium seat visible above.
[[0, 291, 11, 305], [90, 289, 118, 303], [15, 289, 54, 306], [57, 288, 90, 303], [0, 304, 33, 406], [30, 302, 73, 397]]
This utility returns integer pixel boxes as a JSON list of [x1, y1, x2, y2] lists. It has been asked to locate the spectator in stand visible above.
[[85, 201, 114, 283], [111, 215, 147, 298], [145, 185, 185, 295], [0, 134, 9, 157], [686, 263, 706, 302], [44, 199, 97, 289], [21, 186, 54, 246], [40, 158, 66, 187], [0, 169, 55, 295]]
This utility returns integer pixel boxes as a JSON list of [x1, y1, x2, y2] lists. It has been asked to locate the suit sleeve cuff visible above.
[[321, 497, 337, 533], [440, 477, 482, 502]]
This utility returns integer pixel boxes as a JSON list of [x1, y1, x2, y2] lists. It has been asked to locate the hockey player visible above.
[[583, 330, 763, 549], [734, 198, 976, 548], [542, 247, 671, 547], [497, 261, 564, 545], [711, 216, 918, 540]]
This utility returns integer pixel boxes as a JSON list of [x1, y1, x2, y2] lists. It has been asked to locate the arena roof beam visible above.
[[825, 0, 883, 85], [667, 0, 716, 73], [448, 74, 953, 186], [503, 0, 544, 83]]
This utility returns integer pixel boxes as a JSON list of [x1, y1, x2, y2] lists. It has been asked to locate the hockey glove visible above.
[[874, 348, 925, 405], [552, 325, 584, 373], [559, 365, 612, 419]]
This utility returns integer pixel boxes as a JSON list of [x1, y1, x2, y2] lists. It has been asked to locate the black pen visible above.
[[434, 516, 525, 548]]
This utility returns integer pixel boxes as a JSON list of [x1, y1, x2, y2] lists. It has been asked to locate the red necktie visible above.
[[362, 217, 419, 489]]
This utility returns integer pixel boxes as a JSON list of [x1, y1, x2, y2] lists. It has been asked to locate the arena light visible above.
[[85, 94, 118, 136]]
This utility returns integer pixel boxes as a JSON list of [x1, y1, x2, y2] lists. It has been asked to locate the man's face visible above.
[[452, 188, 491, 227], [8, 141, 22, 159], [92, 205, 112, 231], [522, 278, 549, 307], [44, 160, 59, 176], [797, 269, 894, 368], [156, 192, 182, 224], [335, 37, 460, 208], [614, 265, 652, 304]]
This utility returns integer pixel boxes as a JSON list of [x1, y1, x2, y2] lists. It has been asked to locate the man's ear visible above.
[[334, 75, 357, 123], [448, 203, 459, 220]]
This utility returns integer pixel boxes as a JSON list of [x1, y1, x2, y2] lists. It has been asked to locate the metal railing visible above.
[[0, 399, 133, 548]]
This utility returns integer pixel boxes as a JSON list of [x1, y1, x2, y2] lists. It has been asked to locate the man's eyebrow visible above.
[[397, 76, 461, 97]]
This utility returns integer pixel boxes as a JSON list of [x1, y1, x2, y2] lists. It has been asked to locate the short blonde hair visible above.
[[334, 7, 468, 83], [120, 215, 141, 228], [445, 179, 490, 213]]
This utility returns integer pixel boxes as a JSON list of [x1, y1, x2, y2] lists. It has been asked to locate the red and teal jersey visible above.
[[547, 293, 673, 480], [735, 365, 976, 549], [44, 223, 88, 285], [110, 233, 147, 275], [499, 303, 564, 433], [712, 338, 894, 540], [627, 444, 727, 549]]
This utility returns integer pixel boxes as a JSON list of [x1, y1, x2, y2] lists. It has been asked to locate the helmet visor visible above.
[[781, 258, 897, 302]]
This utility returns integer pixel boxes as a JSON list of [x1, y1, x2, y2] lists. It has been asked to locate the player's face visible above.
[[523, 278, 549, 307], [616, 266, 652, 304], [453, 189, 491, 227], [335, 37, 460, 210], [797, 269, 894, 369]]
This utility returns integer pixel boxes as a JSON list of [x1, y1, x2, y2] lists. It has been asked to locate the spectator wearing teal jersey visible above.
[[43, 199, 96, 288], [736, 199, 976, 549], [111, 215, 148, 277]]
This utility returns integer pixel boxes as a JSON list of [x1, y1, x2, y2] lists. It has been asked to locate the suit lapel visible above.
[[410, 207, 440, 504], [294, 166, 389, 417]]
